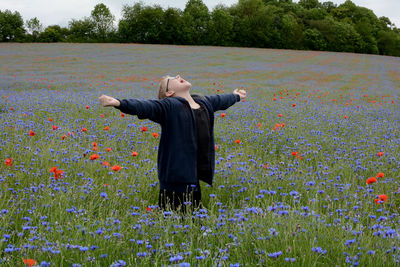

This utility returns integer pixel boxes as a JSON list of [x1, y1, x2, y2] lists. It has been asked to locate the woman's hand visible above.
[[233, 88, 246, 100], [99, 94, 120, 107]]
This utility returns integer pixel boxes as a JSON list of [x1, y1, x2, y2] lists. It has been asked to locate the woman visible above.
[[99, 74, 246, 214]]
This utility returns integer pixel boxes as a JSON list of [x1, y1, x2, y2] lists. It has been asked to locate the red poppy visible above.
[[215, 144, 218, 150], [92, 142, 97, 147], [221, 113, 226, 118], [146, 206, 152, 212], [374, 194, 388, 204], [23, 259, 37, 266], [100, 114, 105, 118], [120, 113, 125, 117], [90, 154, 99, 160], [111, 165, 121, 171], [86, 105, 89, 109], [344, 115, 348, 119], [366, 177, 377, 184], [234, 139, 241, 144], [54, 169, 63, 180], [5, 158, 12, 166], [92, 146, 98, 151], [104, 126, 110, 130], [292, 103, 296, 107], [376, 172, 384, 178], [141, 126, 147, 132], [102, 161, 110, 166], [81, 128, 87, 132], [29, 130, 35, 136], [61, 135, 66, 140], [49, 117, 53, 122], [377, 152, 384, 157], [106, 148, 111, 152], [132, 151, 138, 157], [257, 123, 261, 128], [291, 151, 298, 156], [278, 114, 283, 117], [153, 132, 159, 138]]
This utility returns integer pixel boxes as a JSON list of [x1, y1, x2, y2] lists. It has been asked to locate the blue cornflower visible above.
[[268, 251, 282, 258], [312, 247, 327, 254], [169, 255, 183, 262], [79, 246, 89, 252], [110, 259, 126, 267], [137, 252, 147, 257], [165, 242, 174, 248], [344, 239, 356, 247]]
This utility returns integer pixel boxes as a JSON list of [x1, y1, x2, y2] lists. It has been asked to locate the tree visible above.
[[321, 1, 336, 13], [118, 2, 165, 44], [137, 5, 164, 43], [281, 13, 302, 49], [230, 0, 275, 48], [26, 17, 43, 40], [302, 28, 326, 50], [182, 0, 210, 45], [90, 3, 115, 42], [39, 25, 68, 42], [159, 7, 185, 45], [298, 0, 321, 10], [377, 30, 400, 56], [0, 9, 25, 42], [118, 2, 144, 43], [68, 17, 96, 42], [207, 4, 234, 46], [308, 16, 362, 52], [379, 16, 393, 30]]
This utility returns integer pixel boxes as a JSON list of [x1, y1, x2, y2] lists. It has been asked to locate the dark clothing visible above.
[[157, 103, 211, 212], [114, 93, 240, 190], [156, 103, 211, 193], [193, 104, 212, 174]]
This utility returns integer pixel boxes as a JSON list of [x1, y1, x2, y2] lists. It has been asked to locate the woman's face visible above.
[[165, 74, 191, 94]]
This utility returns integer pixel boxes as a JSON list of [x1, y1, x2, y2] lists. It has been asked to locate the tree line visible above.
[[1, 0, 400, 57]]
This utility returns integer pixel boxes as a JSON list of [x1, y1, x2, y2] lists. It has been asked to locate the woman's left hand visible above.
[[233, 88, 246, 100]]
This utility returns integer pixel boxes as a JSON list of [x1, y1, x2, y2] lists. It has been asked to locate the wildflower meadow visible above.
[[1, 43, 400, 266]]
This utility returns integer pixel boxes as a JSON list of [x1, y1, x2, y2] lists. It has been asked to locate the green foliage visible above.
[[377, 30, 400, 56], [0, 9, 25, 42], [207, 4, 234, 46], [298, 0, 321, 10], [91, 3, 115, 42], [182, 0, 210, 45], [25, 17, 43, 41], [38, 26, 65, 42], [302, 28, 326, 50], [68, 17, 96, 42], [1, 0, 400, 56]]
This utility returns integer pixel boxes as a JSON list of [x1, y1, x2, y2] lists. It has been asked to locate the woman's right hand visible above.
[[99, 94, 120, 107]]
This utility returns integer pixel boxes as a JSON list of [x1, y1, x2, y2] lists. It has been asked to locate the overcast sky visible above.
[[1, 0, 399, 29]]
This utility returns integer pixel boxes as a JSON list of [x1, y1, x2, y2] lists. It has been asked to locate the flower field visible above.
[[1, 43, 400, 266]]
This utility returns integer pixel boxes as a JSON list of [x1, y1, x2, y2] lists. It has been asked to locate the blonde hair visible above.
[[158, 75, 170, 100]]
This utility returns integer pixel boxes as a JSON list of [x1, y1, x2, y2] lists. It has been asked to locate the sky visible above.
[[1, 0, 399, 30]]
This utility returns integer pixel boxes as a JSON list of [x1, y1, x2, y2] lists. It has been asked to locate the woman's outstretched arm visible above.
[[204, 88, 246, 112], [99, 94, 166, 124]]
